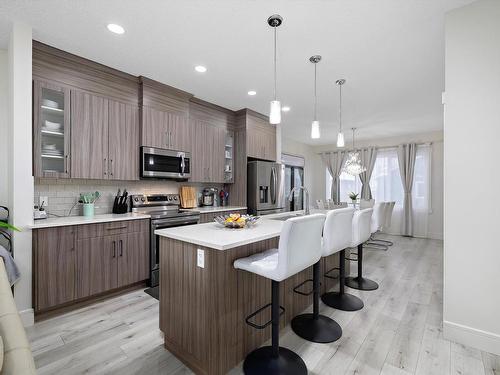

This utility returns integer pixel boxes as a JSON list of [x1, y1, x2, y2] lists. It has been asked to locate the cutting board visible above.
[[180, 186, 197, 208]]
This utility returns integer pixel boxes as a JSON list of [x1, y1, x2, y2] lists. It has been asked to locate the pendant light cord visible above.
[[314, 63, 317, 121], [273, 26, 277, 101], [339, 84, 343, 134]]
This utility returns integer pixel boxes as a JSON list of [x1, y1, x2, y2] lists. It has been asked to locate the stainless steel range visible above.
[[130, 194, 200, 287]]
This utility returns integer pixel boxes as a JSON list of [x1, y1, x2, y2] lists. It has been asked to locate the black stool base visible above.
[[345, 276, 379, 291], [291, 314, 342, 343], [321, 292, 364, 311], [243, 346, 307, 375]]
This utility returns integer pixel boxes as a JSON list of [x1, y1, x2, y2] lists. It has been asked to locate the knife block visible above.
[[112, 197, 129, 214]]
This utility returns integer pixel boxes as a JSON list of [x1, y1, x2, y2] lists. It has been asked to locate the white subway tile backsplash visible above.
[[34, 178, 223, 217]]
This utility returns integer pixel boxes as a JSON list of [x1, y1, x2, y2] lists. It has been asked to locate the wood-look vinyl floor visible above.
[[27, 235, 500, 375]]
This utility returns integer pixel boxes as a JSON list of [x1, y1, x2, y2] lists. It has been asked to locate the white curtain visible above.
[[398, 144, 417, 236], [359, 147, 378, 199], [321, 151, 346, 203], [411, 144, 432, 238], [369, 149, 404, 235]]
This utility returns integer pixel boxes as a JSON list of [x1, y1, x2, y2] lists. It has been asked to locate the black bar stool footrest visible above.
[[324, 266, 339, 280], [245, 303, 285, 330], [292, 278, 321, 296]]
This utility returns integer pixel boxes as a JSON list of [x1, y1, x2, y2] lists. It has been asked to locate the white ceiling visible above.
[[0, 0, 473, 145]]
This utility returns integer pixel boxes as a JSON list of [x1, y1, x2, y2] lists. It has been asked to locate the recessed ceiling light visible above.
[[248, 90, 257, 96], [107, 23, 125, 35], [282, 106, 291, 112], [195, 65, 207, 73]]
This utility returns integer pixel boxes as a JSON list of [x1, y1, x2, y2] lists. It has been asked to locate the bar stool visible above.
[[234, 214, 326, 375], [320, 208, 364, 311], [345, 208, 379, 291], [365, 202, 389, 251], [291, 214, 345, 343]]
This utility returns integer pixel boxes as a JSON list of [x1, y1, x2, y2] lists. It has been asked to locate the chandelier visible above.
[[343, 128, 366, 176]]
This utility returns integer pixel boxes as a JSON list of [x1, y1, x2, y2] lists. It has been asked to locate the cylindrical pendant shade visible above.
[[269, 100, 281, 124], [311, 120, 320, 139], [337, 132, 345, 147]]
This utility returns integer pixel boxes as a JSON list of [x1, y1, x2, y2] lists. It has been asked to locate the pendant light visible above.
[[310, 55, 321, 139], [336, 79, 346, 147], [268, 15, 282, 125], [343, 128, 366, 176]]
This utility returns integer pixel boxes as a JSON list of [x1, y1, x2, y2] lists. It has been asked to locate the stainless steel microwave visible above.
[[140, 147, 191, 180]]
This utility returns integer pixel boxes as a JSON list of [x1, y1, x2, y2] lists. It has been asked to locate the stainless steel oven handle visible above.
[[152, 217, 200, 227]]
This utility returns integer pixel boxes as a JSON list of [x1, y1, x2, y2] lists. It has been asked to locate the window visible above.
[[325, 144, 432, 237]]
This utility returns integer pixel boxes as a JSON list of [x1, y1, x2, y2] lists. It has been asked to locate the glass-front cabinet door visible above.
[[33, 80, 71, 178]]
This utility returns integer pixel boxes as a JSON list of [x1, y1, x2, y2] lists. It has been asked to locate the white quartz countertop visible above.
[[30, 213, 151, 229], [155, 218, 284, 250], [154, 209, 330, 250], [184, 206, 247, 214]]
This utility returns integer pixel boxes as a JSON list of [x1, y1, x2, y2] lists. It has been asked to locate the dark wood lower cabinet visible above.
[[34, 226, 76, 311], [34, 219, 150, 314]]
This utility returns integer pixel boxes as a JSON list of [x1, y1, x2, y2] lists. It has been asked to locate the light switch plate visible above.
[[197, 249, 205, 268]]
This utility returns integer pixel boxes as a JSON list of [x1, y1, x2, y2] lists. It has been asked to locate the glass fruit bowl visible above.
[[214, 213, 260, 229]]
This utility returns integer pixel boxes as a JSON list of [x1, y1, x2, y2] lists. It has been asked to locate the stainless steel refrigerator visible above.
[[247, 161, 286, 215]]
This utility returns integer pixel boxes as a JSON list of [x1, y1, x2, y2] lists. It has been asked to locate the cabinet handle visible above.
[[169, 131, 172, 148], [106, 225, 127, 230], [64, 155, 68, 174], [104, 158, 107, 176], [110, 159, 114, 177], [112, 241, 116, 258], [165, 131, 169, 148], [119, 240, 123, 257]]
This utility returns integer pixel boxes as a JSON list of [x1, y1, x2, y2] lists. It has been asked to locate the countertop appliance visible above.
[[247, 160, 285, 215], [202, 188, 218, 206], [140, 146, 191, 180], [131, 193, 200, 287]]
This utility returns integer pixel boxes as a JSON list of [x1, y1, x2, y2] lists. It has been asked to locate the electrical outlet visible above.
[[197, 249, 205, 268], [39, 196, 48, 207]]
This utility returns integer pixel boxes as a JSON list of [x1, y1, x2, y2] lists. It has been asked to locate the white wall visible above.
[[312, 130, 444, 239], [444, 0, 500, 355], [8, 23, 34, 326], [0, 49, 8, 205]]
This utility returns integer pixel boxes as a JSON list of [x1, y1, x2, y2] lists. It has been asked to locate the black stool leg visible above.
[[243, 280, 307, 375], [345, 244, 379, 291], [291, 262, 342, 343], [321, 250, 364, 311]]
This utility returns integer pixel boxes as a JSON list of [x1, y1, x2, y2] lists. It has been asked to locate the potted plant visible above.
[[0, 222, 20, 232], [348, 192, 359, 204]]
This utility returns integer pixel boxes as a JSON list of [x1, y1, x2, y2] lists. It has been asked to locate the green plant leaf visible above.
[[0, 222, 21, 232]]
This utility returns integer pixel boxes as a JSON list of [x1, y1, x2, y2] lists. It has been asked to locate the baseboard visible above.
[[19, 308, 35, 327], [443, 320, 500, 356]]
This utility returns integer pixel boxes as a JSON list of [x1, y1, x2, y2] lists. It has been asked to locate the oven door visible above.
[[150, 216, 199, 287], [141, 147, 191, 179]]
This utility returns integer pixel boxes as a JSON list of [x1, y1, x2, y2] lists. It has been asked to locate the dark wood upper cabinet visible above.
[[108, 100, 140, 180], [246, 114, 276, 161], [70, 90, 109, 179], [33, 79, 72, 178], [34, 226, 76, 311]]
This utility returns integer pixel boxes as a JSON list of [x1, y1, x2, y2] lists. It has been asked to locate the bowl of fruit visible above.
[[214, 213, 260, 229]]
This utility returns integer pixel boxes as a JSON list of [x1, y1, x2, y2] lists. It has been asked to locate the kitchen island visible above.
[[155, 213, 347, 375]]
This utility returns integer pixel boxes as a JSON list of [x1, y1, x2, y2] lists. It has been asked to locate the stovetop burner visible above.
[[130, 193, 200, 220]]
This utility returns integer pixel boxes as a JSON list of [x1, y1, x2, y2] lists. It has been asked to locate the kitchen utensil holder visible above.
[[83, 203, 95, 217]]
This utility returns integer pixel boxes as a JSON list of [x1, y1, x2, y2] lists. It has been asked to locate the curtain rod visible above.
[[317, 141, 434, 155]]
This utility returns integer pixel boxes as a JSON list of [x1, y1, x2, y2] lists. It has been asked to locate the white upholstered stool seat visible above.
[[345, 208, 379, 291], [365, 202, 389, 250], [234, 213, 326, 375], [320, 208, 364, 311]]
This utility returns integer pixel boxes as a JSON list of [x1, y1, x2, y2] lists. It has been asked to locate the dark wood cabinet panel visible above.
[[246, 115, 276, 161], [141, 106, 168, 148], [76, 235, 118, 299], [169, 112, 192, 152], [34, 226, 76, 311], [108, 100, 140, 181], [70, 91, 109, 179], [118, 231, 149, 287]]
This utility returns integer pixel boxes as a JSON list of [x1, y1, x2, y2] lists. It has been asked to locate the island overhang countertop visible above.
[[154, 218, 285, 250]]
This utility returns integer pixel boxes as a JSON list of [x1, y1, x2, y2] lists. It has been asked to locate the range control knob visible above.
[[141, 197, 146, 202], [168, 196, 173, 201], [134, 197, 139, 202]]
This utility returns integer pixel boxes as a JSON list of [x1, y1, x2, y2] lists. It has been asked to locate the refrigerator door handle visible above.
[[270, 167, 277, 204]]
